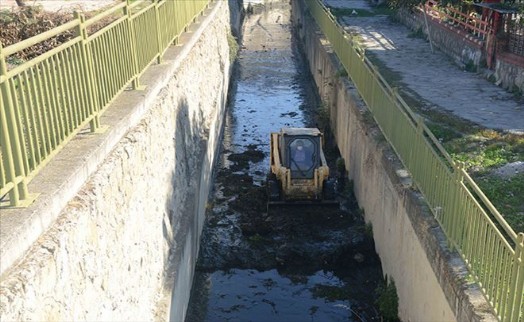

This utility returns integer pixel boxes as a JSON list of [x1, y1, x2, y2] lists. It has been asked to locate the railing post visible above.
[[448, 162, 464, 251], [74, 12, 100, 132], [410, 115, 425, 191], [172, 0, 180, 46], [154, 0, 163, 64], [507, 233, 524, 322], [0, 43, 29, 207], [124, 0, 144, 90]]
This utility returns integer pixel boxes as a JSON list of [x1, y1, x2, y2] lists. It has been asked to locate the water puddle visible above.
[[187, 269, 373, 321]]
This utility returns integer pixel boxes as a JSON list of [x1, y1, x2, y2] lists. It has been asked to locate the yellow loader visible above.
[[267, 128, 337, 206]]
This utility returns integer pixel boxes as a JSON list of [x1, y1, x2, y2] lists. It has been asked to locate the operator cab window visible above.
[[288, 138, 318, 179]]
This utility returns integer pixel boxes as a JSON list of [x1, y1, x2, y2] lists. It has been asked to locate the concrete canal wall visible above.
[[0, 1, 241, 321], [291, 0, 496, 321]]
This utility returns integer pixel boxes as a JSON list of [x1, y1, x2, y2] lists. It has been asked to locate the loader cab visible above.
[[268, 127, 335, 204], [280, 129, 322, 179]]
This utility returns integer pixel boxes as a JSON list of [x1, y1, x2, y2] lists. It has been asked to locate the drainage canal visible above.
[[186, 2, 384, 321]]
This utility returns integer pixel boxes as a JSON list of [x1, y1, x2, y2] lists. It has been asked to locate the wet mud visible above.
[[186, 1, 384, 321]]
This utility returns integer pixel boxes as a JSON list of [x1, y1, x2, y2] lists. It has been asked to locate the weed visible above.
[[336, 158, 346, 174], [479, 59, 488, 69], [316, 102, 331, 132], [418, 107, 481, 135], [6, 56, 25, 66], [365, 52, 403, 85], [375, 275, 399, 321], [357, 207, 365, 218], [227, 32, 239, 64], [407, 27, 425, 39], [511, 85, 523, 98], [464, 59, 477, 73], [362, 109, 375, 124], [445, 132, 524, 172], [479, 129, 502, 140], [476, 173, 524, 233], [426, 122, 461, 143], [376, 130, 387, 143], [365, 222, 373, 238], [334, 68, 348, 78], [346, 180, 355, 196]]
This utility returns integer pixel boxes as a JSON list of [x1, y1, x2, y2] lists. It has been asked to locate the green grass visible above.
[[442, 131, 524, 233], [476, 174, 524, 234], [444, 131, 524, 170], [365, 51, 403, 85], [407, 27, 425, 39], [426, 122, 462, 142]]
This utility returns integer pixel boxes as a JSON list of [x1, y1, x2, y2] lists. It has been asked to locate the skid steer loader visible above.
[[267, 128, 337, 206]]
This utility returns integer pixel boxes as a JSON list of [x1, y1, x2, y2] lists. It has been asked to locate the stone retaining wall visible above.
[[0, 1, 240, 321], [495, 53, 524, 92]]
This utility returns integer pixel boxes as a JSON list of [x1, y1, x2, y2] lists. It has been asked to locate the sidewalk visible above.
[[324, 0, 524, 134]]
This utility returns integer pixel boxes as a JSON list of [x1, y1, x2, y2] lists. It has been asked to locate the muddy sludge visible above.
[[186, 1, 385, 321]]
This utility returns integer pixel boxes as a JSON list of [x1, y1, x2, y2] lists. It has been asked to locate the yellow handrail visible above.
[[0, 0, 210, 207]]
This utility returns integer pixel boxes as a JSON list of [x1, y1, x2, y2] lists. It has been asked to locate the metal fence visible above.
[[302, 0, 523, 320], [424, 0, 492, 41], [0, 0, 209, 207]]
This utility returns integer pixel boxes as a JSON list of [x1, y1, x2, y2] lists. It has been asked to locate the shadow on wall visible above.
[[229, 0, 244, 38], [156, 96, 210, 321]]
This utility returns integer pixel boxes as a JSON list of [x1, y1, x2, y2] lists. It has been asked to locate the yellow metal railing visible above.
[[302, 0, 523, 320], [0, 0, 209, 207]]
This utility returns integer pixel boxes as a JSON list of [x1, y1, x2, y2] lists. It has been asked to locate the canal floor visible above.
[[185, 2, 384, 321]]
